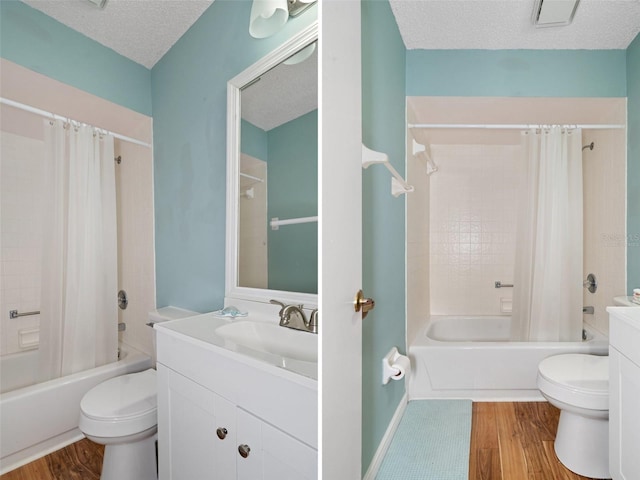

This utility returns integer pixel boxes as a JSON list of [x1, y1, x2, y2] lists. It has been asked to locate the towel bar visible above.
[[9, 309, 40, 319]]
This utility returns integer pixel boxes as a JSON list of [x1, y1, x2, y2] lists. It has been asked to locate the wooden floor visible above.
[[470, 402, 602, 480], [0, 439, 103, 480], [1, 402, 603, 480]]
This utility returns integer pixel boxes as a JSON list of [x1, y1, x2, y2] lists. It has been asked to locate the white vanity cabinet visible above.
[[155, 320, 318, 480], [235, 408, 317, 480], [608, 306, 640, 480], [157, 365, 237, 479]]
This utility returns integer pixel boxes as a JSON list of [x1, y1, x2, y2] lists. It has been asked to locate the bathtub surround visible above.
[[427, 144, 520, 317], [407, 96, 626, 347], [0, 62, 156, 362], [0, 131, 44, 357], [376, 400, 472, 480], [581, 127, 627, 334]]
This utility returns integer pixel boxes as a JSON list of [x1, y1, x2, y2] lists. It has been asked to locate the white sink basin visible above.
[[215, 321, 317, 363]]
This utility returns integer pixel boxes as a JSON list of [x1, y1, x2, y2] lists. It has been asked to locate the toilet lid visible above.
[[538, 354, 608, 394], [81, 368, 157, 421]]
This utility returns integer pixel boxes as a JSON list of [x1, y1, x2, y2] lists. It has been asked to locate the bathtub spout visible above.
[[582, 306, 594, 314]]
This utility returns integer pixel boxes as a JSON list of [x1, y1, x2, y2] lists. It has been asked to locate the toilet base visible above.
[[554, 410, 610, 479], [98, 433, 157, 480]]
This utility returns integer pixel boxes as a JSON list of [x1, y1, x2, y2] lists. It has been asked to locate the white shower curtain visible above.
[[39, 119, 118, 381], [511, 126, 583, 342]]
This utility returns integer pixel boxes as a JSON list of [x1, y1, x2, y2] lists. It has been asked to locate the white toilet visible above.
[[79, 369, 158, 480], [78, 306, 197, 480], [537, 353, 609, 479]]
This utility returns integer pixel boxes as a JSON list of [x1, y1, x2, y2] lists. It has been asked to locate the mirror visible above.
[[226, 23, 318, 306]]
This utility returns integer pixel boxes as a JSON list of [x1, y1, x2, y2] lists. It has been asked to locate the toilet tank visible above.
[[148, 307, 198, 363], [613, 296, 640, 307]]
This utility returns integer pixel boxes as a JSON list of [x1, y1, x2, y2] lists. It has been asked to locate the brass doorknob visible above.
[[355, 289, 375, 319]]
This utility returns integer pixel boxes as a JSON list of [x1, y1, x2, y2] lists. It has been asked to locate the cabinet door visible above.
[[609, 348, 640, 480], [236, 409, 317, 480], [157, 365, 237, 480]]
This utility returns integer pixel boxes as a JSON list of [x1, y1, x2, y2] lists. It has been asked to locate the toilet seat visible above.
[[537, 354, 608, 411], [79, 368, 157, 438]]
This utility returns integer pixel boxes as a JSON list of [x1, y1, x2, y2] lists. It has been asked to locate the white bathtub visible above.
[[0, 349, 40, 394], [0, 343, 152, 474], [409, 315, 609, 401]]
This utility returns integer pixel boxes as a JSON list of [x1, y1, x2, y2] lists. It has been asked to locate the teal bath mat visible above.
[[376, 399, 472, 480]]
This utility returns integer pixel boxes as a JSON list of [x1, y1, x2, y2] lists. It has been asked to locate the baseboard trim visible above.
[[362, 393, 408, 480]]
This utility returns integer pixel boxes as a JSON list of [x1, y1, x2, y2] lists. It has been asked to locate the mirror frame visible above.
[[225, 22, 318, 307]]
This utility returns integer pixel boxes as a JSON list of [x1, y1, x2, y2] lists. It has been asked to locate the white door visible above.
[[320, 1, 363, 479]]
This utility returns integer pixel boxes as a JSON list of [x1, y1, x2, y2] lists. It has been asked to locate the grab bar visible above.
[[9, 309, 40, 319], [495, 281, 513, 289]]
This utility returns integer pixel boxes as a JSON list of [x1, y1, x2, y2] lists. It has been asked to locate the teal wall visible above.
[[361, 0, 407, 472], [0, 0, 152, 116], [407, 49, 627, 97], [151, 0, 316, 312], [267, 110, 318, 294], [628, 33, 640, 293], [241, 119, 268, 161]]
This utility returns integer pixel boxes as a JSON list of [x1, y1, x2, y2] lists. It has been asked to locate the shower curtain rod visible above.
[[0, 97, 152, 148], [408, 123, 625, 130]]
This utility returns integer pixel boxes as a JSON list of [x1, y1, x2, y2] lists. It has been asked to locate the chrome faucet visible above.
[[270, 300, 318, 334], [309, 309, 318, 334]]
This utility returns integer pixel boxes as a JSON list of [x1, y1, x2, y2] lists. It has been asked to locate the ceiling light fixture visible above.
[[532, 0, 580, 28], [249, 0, 316, 39]]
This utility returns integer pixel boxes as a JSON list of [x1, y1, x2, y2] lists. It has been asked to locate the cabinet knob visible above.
[[216, 427, 228, 440], [238, 444, 251, 458]]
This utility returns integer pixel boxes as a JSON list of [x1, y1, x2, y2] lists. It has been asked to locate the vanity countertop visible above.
[[154, 311, 318, 383]]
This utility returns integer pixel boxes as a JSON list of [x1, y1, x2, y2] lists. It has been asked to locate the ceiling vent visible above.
[[85, 0, 108, 9], [532, 0, 580, 28]]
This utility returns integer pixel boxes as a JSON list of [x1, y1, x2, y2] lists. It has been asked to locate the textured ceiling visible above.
[[21, 0, 640, 71], [390, 0, 640, 50], [22, 0, 214, 69], [242, 44, 318, 131]]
